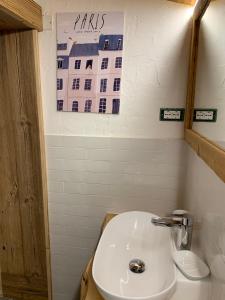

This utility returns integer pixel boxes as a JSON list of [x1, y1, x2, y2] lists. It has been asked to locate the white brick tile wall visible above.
[[46, 136, 187, 300], [48, 181, 64, 193]]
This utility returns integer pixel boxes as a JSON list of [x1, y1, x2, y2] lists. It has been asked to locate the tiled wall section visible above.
[[183, 145, 225, 300], [46, 135, 187, 300]]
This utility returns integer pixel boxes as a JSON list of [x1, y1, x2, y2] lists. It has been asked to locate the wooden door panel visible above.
[[0, 30, 50, 299]]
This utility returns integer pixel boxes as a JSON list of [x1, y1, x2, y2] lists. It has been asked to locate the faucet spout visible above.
[[151, 211, 193, 250], [151, 217, 183, 228]]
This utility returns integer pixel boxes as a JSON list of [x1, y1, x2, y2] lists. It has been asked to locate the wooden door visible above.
[[0, 2, 51, 298]]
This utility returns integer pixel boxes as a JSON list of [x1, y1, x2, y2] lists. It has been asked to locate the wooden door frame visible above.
[[0, 0, 42, 31]]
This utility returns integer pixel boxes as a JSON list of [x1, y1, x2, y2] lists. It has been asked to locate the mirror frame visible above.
[[184, 0, 225, 183]]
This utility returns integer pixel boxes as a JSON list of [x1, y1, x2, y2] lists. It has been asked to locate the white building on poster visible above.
[[57, 34, 123, 114]]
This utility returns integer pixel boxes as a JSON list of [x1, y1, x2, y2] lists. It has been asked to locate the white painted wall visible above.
[[183, 146, 225, 300], [36, 0, 192, 138]]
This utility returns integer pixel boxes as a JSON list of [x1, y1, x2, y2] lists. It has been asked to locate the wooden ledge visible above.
[[185, 129, 225, 183]]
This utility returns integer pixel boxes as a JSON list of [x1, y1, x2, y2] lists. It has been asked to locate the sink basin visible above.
[[93, 211, 176, 300]]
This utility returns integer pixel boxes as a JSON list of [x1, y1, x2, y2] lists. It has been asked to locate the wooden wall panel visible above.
[[0, 29, 51, 299]]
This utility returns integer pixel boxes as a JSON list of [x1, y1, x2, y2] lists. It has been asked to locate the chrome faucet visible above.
[[151, 210, 193, 250]]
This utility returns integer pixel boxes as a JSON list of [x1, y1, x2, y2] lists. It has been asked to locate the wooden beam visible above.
[[193, 0, 211, 20], [168, 0, 196, 6], [0, 0, 42, 31], [185, 129, 225, 183], [184, 19, 200, 129], [0, 29, 51, 299]]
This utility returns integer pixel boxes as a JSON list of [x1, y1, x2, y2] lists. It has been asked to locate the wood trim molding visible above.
[[193, 0, 211, 20], [168, 0, 215, 6], [184, 18, 200, 129], [168, 0, 196, 5], [185, 0, 211, 129], [184, 0, 225, 183], [0, 0, 42, 31], [32, 29, 52, 300], [185, 129, 225, 182]]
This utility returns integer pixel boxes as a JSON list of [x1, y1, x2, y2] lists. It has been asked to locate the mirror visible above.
[[193, 0, 225, 150]]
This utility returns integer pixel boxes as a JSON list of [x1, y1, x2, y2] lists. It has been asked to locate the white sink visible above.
[[92, 211, 176, 300]]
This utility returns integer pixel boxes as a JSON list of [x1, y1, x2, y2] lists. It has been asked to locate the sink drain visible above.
[[129, 259, 145, 273]]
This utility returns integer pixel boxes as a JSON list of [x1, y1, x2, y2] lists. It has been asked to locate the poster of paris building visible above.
[[56, 12, 124, 114]]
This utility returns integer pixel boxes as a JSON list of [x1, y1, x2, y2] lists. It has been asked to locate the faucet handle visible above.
[[166, 210, 188, 218], [172, 210, 188, 216], [172, 210, 193, 227]]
